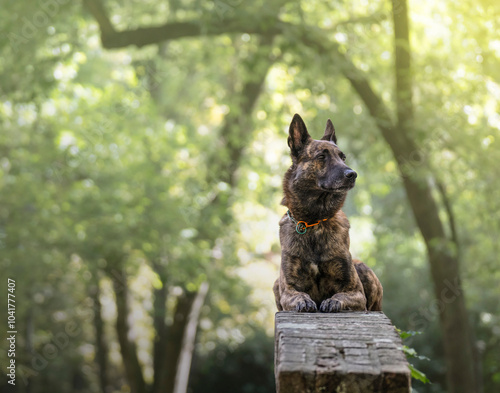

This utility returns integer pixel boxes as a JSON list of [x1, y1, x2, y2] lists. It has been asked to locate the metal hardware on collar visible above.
[[286, 210, 328, 235]]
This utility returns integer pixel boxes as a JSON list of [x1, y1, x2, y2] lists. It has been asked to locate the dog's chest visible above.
[[280, 222, 345, 260]]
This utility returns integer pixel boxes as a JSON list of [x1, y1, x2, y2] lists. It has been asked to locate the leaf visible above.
[[402, 345, 430, 361], [409, 364, 431, 384], [396, 328, 422, 340]]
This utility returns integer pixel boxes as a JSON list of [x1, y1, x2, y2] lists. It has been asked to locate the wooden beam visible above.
[[275, 312, 411, 393]]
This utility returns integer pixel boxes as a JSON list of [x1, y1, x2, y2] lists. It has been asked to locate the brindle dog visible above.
[[273, 114, 383, 313]]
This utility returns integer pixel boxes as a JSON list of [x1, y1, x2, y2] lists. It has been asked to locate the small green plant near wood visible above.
[[397, 329, 431, 384]]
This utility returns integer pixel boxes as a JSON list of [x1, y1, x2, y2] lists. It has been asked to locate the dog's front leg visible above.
[[280, 284, 318, 312], [320, 290, 366, 312], [279, 254, 318, 312]]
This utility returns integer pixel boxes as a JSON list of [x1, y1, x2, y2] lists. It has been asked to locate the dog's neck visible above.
[[283, 186, 347, 223]]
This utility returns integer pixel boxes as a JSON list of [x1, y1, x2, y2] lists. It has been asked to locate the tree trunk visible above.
[[111, 269, 147, 393], [25, 308, 34, 393], [90, 279, 109, 393], [153, 289, 197, 393], [386, 2, 477, 392], [173, 282, 209, 393], [152, 283, 168, 392], [345, 65, 478, 393]]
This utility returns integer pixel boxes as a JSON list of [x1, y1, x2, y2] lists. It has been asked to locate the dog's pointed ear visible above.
[[288, 114, 311, 157], [321, 119, 337, 144]]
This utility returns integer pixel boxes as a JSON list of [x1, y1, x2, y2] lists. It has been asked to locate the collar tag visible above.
[[287, 210, 327, 235]]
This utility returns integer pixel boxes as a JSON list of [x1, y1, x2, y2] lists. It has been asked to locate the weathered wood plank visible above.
[[275, 311, 411, 393]]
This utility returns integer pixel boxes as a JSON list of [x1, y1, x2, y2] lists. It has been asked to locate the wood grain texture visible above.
[[275, 312, 411, 393]]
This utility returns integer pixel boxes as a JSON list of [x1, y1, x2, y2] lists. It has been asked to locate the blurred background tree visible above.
[[1, 0, 499, 392]]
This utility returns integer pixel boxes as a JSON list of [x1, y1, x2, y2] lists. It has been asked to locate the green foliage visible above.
[[398, 329, 431, 384]]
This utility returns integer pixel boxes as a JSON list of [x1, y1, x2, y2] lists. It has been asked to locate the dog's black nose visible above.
[[345, 170, 357, 180]]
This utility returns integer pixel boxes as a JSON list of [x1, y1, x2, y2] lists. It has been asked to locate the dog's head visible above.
[[286, 113, 357, 194]]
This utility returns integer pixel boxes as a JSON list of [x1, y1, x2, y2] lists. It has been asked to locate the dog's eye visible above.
[[339, 153, 346, 161], [317, 154, 326, 160]]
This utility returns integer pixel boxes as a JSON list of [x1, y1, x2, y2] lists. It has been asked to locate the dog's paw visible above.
[[320, 298, 342, 313], [295, 298, 317, 313]]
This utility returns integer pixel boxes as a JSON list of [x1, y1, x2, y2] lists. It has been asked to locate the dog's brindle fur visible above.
[[273, 114, 383, 313]]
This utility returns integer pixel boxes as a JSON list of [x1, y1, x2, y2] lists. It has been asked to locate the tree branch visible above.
[[436, 180, 460, 253], [83, 0, 115, 35], [291, 26, 418, 161], [83, 0, 280, 48], [392, 0, 413, 127], [83, 0, 385, 50]]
